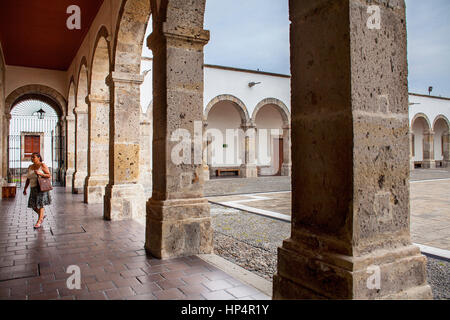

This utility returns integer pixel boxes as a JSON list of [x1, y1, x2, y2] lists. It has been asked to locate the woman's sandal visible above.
[[34, 217, 44, 229]]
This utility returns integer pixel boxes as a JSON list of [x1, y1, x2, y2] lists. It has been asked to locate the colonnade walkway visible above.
[[0, 188, 269, 300]]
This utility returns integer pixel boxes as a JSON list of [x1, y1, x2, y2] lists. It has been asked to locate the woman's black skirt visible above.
[[28, 187, 52, 209]]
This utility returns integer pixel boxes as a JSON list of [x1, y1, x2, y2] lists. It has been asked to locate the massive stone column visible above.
[[1, 113, 11, 184], [84, 94, 110, 204], [422, 130, 435, 169], [72, 107, 88, 194], [65, 115, 76, 191], [104, 72, 146, 221], [240, 124, 258, 178], [139, 109, 153, 193], [202, 121, 210, 181], [409, 130, 415, 171], [273, 0, 432, 299], [281, 125, 292, 176], [443, 131, 450, 168], [145, 23, 213, 259]]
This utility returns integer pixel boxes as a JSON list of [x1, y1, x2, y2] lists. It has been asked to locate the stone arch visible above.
[[411, 113, 431, 131], [433, 115, 450, 133], [5, 84, 67, 118], [252, 98, 291, 127], [76, 58, 89, 112], [67, 77, 76, 115], [89, 26, 111, 96], [113, 0, 151, 74], [205, 95, 251, 125]]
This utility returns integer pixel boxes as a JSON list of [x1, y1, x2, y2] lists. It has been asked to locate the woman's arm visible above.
[[23, 178, 30, 195], [36, 163, 51, 179]]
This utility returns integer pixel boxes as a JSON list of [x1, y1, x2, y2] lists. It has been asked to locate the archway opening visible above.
[[433, 117, 450, 167], [8, 97, 63, 187], [207, 100, 246, 178], [412, 116, 431, 168], [255, 104, 285, 176]]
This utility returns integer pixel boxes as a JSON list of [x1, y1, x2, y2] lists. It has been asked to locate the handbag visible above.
[[37, 175, 53, 192]]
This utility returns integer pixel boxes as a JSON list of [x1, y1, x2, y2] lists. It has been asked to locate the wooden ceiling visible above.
[[0, 0, 104, 70]]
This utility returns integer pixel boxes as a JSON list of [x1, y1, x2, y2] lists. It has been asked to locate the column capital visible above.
[[240, 122, 256, 131], [106, 72, 144, 86], [74, 107, 88, 115], [65, 115, 75, 122], [424, 129, 435, 135], [86, 94, 110, 104], [4, 113, 12, 121], [147, 23, 210, 50]]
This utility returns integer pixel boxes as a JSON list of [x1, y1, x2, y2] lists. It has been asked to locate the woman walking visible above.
[[23, 152, 52, 229]]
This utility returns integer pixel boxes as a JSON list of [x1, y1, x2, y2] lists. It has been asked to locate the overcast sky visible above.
[[201, 0, 450, 97]]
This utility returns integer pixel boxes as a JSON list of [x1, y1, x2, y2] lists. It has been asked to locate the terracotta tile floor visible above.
[[0, 188, 268, 300]]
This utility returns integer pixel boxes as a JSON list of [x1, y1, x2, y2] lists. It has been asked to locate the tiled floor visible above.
[[0, 188, 269, 300]]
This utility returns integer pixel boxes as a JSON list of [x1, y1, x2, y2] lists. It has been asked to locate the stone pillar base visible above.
[[104, 184, 146, 221], [72, 172, 87, 194], [203, 166, 210, 181], [273, 240, 432, 300], [444, 160, 450, 168], [281, 163, 292, 176], [145, 198, 213, 259], [65, 170, 74, 192], [84, 176, 109, 204], [240, 165, 258, 178], [421, 160, 436, 169]]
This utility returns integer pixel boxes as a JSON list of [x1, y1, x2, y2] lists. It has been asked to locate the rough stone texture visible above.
[[240, 125, 258, 178], [0, 47, 5, 184], [422, 130, 436, 169], [73, 65, 89, 194], [104, 72, 146, 221], [444, 132, 450, 167], [85, 33, 111, 204], [73, 110, 88, 194], [85, 95, 110, 204], [139, 106, 153, 192], [145, 0, 213, 259], [273, 0, 432, 299]]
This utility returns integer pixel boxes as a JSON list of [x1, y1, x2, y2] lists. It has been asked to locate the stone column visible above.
[[145, 24, 213, 259], [104, 72, 146, 221], [65, 115, 76, 191], [273, 0, 432, 299], [409, 131, 415, 171], [240, 124, 258, 178], [281, 125, 292, 176], [202, 121, 210, 181], [72, 107, 88, 194], [139, 111, 153, 193], [1, 113, 11, 184], [84, 94, 110, 204], [443, 131, 450, 168], [422, 130, 435, 169]]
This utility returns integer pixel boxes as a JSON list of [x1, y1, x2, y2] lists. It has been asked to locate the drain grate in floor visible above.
[[50, 225, 86, 236], [0, 263, 40, 282]]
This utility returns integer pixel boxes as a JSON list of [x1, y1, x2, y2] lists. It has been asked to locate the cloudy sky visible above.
[[201, 0, 450, 97]]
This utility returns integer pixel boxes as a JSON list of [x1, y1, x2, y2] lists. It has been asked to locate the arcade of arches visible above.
[[0, 0, 434, 299]]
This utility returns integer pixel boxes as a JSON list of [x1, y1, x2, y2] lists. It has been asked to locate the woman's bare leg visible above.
[[38, 208, 44, 222]]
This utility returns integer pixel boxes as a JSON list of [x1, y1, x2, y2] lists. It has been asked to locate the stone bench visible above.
[[216, 169, 240, 177]]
